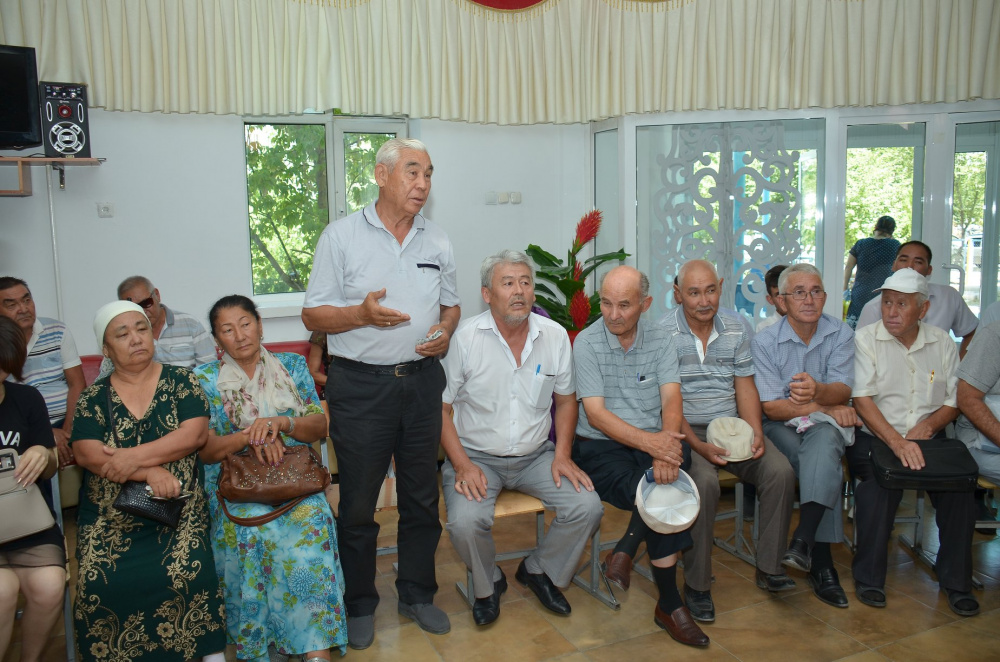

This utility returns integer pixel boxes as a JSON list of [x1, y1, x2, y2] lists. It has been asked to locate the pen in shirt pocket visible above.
[[637, 372, 649, 383], [416, 262, 440, 271], [930, 370, 935, 383]]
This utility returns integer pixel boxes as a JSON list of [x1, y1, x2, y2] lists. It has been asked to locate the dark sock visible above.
[[793, 502, 826, 545], [811, 542, 833, 572], [613, 509, 650, 558], [651, 564, 683, 613]]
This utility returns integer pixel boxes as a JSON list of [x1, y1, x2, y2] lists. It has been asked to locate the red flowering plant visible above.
[[525, 210, 629, 335]]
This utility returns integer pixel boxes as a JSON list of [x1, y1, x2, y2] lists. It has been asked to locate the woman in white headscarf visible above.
[[70, 301, 225, 661]]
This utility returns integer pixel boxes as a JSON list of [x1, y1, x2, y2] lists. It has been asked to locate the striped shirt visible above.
[[15, 317, 81, 423], [659, 308, 754, 425], [750, 313, 855, 412], [574, 317, 681, 440]]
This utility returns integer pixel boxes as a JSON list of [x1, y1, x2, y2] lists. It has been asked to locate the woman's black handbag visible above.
[[105, 388, 189, 528], [113, 480, 186, 529], [870, 437, 979, 492]]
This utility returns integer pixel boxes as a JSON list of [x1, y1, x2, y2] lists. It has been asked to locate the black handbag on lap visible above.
[[869, 437, 979, 492], [105, 388, 189, 528]]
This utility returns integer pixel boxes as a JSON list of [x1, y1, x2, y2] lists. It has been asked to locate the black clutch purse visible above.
[[113, 481, 187, 528], [870, 437, 979, 492], [105, 388, 189, 529]]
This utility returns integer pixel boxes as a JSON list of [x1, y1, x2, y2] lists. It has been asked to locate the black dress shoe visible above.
[[808, 566, 848, 608], [781, 537, 812, 573], [515, 559, 571, 615], [682, 585, 715, 623], [755, 569, 797, 593], [472, 569, 507, 625]]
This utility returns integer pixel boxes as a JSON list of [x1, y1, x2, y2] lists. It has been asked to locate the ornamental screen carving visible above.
[[638, 119, 823, 324]]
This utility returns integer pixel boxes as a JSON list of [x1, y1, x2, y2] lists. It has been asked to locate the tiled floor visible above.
[[7, 489, 1000, 661]]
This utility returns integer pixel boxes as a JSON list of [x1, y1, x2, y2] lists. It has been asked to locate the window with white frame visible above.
[[244, 115, 407, 295]]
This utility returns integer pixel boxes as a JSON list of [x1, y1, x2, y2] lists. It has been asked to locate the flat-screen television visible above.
[[0, 45, 42, 150]]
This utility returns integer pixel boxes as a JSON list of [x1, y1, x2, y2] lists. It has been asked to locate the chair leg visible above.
[[571, 530, 621, 610]]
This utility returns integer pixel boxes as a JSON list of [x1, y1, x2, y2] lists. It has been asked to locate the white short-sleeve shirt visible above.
[[303, 204, 460, 364], [442, 311, 574, 457], [852, 321, 959, 436]]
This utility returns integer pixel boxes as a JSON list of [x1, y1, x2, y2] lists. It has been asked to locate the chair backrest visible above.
[[80, 355, 103, 385], [263, 340, 312, 362]]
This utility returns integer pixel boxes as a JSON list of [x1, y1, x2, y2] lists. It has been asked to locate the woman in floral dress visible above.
[[71, 301, 225, 662], [195, 295, 346, 662]]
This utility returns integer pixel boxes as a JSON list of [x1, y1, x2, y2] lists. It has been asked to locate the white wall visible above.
[[0, 111, 590, 355]]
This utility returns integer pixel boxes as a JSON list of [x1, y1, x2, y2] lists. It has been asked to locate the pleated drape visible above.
[[0, 0, 997, 123]]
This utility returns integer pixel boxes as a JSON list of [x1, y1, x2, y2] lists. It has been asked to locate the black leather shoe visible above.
[[755, 569, 797, 593], [808, 567, 848, 608], [682, 585, 715, 623], [781, 537, 812, 573], [472, 570, 507, 625], [515, 559, 571, 615]]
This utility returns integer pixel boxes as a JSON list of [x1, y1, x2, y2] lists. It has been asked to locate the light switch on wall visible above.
[[497, 192, 510, 204], [510, 192, 522, 204], [485, 191, 498, 205]]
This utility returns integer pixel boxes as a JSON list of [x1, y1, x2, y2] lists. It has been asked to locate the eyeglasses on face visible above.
[[781, 288, 826, 301], [129, 292, 157, 309]]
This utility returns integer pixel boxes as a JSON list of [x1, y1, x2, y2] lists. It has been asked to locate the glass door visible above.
[[951, 121, 1000, 317]]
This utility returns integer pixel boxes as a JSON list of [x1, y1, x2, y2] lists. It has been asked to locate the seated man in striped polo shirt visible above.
[[659, 260, 797, 623], [0, 276, 85, 467]]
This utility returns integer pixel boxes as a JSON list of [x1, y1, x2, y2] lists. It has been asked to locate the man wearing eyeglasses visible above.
[[750, 263, 858, 609], [0, 276, 85, 468], [110, 275, 216, 370]]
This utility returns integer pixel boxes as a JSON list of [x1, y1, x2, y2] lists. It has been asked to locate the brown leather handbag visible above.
[[216, 444, 330, 526]]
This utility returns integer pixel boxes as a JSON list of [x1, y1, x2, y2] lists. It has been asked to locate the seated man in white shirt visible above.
[[849, 268, 977, 616], [440, 250, 603, 626], [856, 241, 978, 357]]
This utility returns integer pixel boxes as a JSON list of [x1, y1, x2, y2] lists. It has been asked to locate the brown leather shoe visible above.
[[654, 605, 710, 647], [602, 551, 633, 591]]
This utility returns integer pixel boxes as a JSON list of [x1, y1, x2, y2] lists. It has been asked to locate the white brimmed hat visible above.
[[635, 468, 701, 534], [875, 268, 928, 296], [707, 417, 755, 462]]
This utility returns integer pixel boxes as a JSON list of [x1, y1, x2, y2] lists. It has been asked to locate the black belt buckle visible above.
[[394, 363, 408, 377]]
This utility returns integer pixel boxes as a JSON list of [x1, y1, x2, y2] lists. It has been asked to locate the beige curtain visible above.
[[1, 0, 997, 123]]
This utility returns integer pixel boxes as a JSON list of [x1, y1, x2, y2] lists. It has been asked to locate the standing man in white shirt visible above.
[[856, 241, 978, 357], [441, 250, 602, 626], [302, 138, 461, 649], [849, 268, 977, 616]]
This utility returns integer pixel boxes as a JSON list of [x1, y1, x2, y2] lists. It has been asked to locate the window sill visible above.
[[254, 292, 305, 320]]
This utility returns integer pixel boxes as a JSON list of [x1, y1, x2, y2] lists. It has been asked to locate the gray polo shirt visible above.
[[303, 203, 460, 364], [955, 321, 1000, 446], [574, 317, 681, 440], [659, 307, 754, 425]]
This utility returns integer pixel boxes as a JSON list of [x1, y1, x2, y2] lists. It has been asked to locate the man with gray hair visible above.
[[849, 268, 976, 615], [98, 275, 215, 377], [303, 138, 460, 648], [750, 263, 857, 609], [660, 260, 797, 623], [441, 249, 602, 625]]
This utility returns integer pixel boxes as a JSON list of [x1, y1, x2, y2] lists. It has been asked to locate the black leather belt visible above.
[[332, 355, 437, 377]]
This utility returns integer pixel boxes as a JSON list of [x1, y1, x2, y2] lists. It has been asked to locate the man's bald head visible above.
[[600, 266, 649, 300]]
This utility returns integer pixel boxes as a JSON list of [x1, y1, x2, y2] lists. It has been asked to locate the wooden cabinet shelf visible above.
[[0, 157, 103, 197]]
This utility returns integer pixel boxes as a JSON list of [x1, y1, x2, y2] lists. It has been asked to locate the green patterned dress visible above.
[[70, 365, 226, 661]]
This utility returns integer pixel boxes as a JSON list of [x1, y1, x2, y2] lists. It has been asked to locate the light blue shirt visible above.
[[750, 313, 855, 414]]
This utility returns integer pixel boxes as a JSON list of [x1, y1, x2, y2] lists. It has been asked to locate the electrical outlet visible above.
[[96, 202, 115, 218]]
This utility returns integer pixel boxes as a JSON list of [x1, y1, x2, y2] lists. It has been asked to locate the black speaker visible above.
[[39, 82, 90, 158]]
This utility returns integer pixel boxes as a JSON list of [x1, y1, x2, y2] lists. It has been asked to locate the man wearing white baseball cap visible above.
[[660, 260, 797, 623], [571, 266, 708, 648], [849, 267, 977, 616]]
